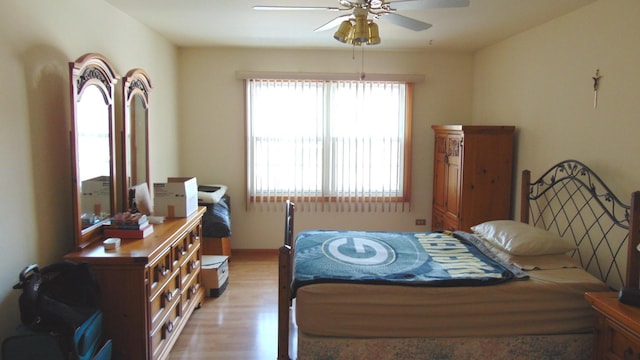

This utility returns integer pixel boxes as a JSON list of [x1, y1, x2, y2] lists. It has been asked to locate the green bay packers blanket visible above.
[[292, 230, 527, 296]]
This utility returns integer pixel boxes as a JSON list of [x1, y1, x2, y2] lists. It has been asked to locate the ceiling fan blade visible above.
[[253, 6, 341, 11], [388, 0, 469, 11], [314, 14, 352, 32], [379, 13, 432, 31]]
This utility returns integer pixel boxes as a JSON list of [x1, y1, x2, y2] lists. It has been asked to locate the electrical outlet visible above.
[[415, 219, 427, 226]]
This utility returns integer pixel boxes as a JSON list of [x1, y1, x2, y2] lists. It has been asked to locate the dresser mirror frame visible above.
[[122, 68, 152, 210], [69, 53, 119, 248]]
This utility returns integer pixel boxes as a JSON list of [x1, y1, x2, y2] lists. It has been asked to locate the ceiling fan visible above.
[[253, 0, 470, 45]]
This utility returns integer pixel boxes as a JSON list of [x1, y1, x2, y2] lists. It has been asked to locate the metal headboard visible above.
[[520, 159, 640, 290]]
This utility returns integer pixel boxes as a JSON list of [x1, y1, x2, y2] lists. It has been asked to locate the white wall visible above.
[[0, 0, 178, 341], [473, 0, 640, 215], [177, 48, 474, 249]]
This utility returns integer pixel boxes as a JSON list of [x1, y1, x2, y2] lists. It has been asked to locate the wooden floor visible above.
[[169, 251, 297, 360]]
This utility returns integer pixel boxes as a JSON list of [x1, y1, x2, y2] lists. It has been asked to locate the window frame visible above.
[[245, 79, 413, 205]]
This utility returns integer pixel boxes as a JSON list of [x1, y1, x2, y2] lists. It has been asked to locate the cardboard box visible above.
[[153, 177, 198, 217], [201, 255, 229, 297], [81, 176, 111, 217]]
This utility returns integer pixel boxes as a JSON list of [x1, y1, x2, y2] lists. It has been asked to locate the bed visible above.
[[277, 159, 640, 360]]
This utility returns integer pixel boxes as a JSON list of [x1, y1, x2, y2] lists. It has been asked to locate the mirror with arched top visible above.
[[69, 53, 118, 248], [122, 69, 152, 211]]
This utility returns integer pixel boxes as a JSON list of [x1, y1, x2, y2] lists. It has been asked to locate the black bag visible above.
[[13, 261, 100, 335]]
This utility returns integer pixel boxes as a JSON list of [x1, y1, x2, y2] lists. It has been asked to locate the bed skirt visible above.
[[297, 332, 593, 360]]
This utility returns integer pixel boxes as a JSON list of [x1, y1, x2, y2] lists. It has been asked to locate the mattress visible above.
[[295, 255, 610, 338]]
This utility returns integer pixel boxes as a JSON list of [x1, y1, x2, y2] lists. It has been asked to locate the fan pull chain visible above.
[[360, 45, 366, 80]]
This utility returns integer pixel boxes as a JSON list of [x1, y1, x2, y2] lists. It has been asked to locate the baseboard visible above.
[[232, 249, 279, 258]]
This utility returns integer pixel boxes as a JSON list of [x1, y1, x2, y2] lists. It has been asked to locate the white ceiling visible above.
[[105, 0, 596, 51]]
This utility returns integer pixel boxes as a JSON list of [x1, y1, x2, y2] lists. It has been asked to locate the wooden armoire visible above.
[[431, 125, 516, 232]]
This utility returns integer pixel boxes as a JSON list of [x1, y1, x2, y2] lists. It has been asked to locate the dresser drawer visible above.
[[172, 238, 189, 267], [150, 299, 183, 360], [149, 250, 173, 299], [172, 224, 201, 267], [604, 316, 640, 359], [180, 246, 201, 289], [181, 266, 201, 314], [149, 270, 180, 332], [185, 225, 201, 255]]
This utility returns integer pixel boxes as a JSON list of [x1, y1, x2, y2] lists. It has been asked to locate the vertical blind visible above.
[[246, 78, 411, 212]]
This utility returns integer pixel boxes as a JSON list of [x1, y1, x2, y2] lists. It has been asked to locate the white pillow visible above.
[[470, 220, 576, 256]]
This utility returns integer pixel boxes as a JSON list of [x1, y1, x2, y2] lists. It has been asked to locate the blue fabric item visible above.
[[91, 339, 112, 360], [292, 231, 520, 296], [74, 311, 102, 360]]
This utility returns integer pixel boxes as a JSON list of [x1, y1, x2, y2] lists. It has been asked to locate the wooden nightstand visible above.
[[585, 291, 640, 359]]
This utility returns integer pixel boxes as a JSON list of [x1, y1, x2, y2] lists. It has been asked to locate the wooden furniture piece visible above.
[[65, 207, 206, 360], [585, 292, 640, 360], [68, 53, 119, 248], [202, 236, 232, 259], [121, 68, 152, 210], [69, 53, 155, 250], [431, 125, 515, 232]]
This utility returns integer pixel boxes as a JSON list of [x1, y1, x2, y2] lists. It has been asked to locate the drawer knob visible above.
[[190, 284, 197, 295], [164, 320, 174, 337], [157, 265, 170, 277], [624, 347, 635, 359], [176, 245, 186, 256], [190, 260, 199, 270], [164, 290, 174, 303]]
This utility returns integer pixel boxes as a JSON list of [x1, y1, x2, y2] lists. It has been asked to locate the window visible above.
[[245, 78, 412, 211]]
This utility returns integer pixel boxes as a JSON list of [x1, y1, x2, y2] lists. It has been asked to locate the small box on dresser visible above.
[[154, 177, 198, 218], [202, 255, 229, 297]]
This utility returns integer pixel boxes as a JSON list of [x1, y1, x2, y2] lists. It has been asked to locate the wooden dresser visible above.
[[431, 125, 515, 232], [585, 291, 640, 360], [65, 206, 206, 360]]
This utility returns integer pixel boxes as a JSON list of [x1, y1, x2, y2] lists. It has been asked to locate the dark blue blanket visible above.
[[292, 230, 523, 295]]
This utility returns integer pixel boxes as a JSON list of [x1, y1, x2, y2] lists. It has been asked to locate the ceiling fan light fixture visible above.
[[367, 22, 381, 45], [344, 25, 358, 45], [333, 20, 353, 43], [255, 0, 469, 47], [352, 15, 369, 43]]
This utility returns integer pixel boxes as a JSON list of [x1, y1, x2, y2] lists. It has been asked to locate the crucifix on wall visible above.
[[592, 69, 601, 109]]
